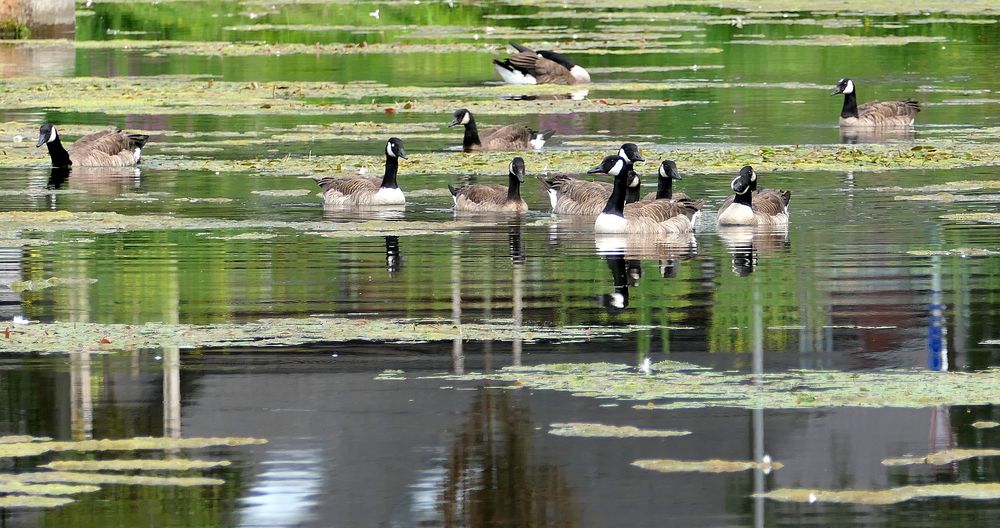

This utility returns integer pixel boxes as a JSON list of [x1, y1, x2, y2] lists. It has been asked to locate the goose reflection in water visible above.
[[384, 236, 401, 273], [718, 226, 790, 277], [500, 89, 589, 102], [839, 126, 915, 145], [601, 255, 636, 311]]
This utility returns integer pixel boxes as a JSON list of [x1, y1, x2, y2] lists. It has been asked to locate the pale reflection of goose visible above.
[[718, 225, 790, 276], [385, 236, 401, 273], [601, 255, 633, 311], [320, 204, 405, 222], [840, 126, 916, 145], [594, 232, 698, 260]]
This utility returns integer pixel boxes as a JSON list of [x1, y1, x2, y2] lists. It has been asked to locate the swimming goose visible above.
[[315, 137, 407, 206], [493, 42, 591, 85], [37, 123, 149, 168], [449, 109, 554, 152], [539, 143, 644, 215], [590, 155, 701, 234], [449, 157, 529, 213], [716, 166, 790, 226], [831, 78, 920, 128], [641, 161, 690, 202]]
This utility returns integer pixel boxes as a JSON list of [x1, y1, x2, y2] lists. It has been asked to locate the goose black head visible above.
[[731, 165, 756, 194], [831, 78, 855, 96], [658, 160, 680, 181], [508, 157, 526, 182], [617, 143, 645, 163], [449, 109, 472, 127], [587, 155, 627, 177], [385, 137, 407, 159], [36, 123, 57, 148]]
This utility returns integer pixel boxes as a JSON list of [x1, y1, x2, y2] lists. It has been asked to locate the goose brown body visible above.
[[493, 42, 590, 85], [539, 174, 641, 215], [37, 125, 148, 168], [589, 155, 702, 235], [449, 109, 554, 152], [315, 138, 408, 207]]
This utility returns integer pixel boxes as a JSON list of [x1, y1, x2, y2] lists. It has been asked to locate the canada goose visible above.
[[589, 155, 702, 234], [716, 166, 790, 226], [831, 78, 920, 128], [315, 137, 407, 206], [36, 123, 149, 168], [641, 161, 690, 202], [449, 109, 554, 152], [493, 42, 591, 85], [449, 157, 528, 213], [539, 143, 644, 215]]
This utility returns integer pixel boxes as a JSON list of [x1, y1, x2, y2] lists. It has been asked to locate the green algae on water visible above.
[[0, 471, 223, 487], [0, 435, 51, 444], [0, 495, 73, 509], [633, 458, 782, 473], [40, 459, 231, 472], [972, 420, 1000, 429], [9, 277, 98, 292], [0, 482, 99, 496], [548, 423, 690, 438], [757, 483, 1000, 505], [425, 361, 1000, 410], [882, 448, 1000, 466], [0, 317, 651, 353], [0, 437, 266, 458]]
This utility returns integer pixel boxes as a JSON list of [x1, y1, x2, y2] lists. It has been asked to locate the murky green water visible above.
[[1, 1, 1000, 526]]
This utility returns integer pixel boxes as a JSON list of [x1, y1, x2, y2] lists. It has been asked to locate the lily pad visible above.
[[41, 459, 231, 472], [633, 458, 782, 473], [757, 483, 1000, 505], [882, 449, 1000, 466]]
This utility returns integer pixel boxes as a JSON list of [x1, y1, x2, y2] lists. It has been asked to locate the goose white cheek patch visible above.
[[845, 80, 854, 94], [460, 112, 470, 125], [609, 160, 624, 176], [386, 142, 395, 157], [659, 165, 667, 178], [48, 128, 58, 143]]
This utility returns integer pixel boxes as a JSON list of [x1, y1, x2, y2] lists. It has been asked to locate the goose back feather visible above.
[[37, 124, 149, 167]]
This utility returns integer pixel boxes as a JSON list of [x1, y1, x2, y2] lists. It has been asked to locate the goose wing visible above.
[[315, 176, 380, 197], [857, 100, 920, 120], [507, 52, 574, 84], [543, 176, 611, 214], [753, 189, 791, 215], [642, 191, 691, 202], [451, 183, 507, 205], [479, 124, 532, 150], [625, 198, 702, 222], [67, 128, 149, 166]]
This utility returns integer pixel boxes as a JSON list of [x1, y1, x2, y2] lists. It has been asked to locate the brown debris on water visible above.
[[633, 458, 782, 473]]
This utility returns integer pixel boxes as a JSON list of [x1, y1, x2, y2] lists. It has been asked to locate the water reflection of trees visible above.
[[438, 391, 578, 527]]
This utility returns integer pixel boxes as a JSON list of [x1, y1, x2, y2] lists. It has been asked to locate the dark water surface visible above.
[[1, 1, 1000, 526]]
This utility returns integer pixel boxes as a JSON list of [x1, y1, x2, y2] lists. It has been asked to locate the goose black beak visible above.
[[672, 173, 682, 180], [830, 87, 843, 96], [587, 165, 603, 174], [397, 148, 408, 160], [448, 119, 460, 127], [632, 154, 645, 162], [35, 133, 47, 148]]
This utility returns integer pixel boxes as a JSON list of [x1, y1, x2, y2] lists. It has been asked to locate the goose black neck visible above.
[[507, 173, 522, 202], [624, 165, 639, 203], [381, 155, 399, 189], [655, 175, 674, 200], [734, 189, 752, 206], [841, 91, 859, 119], [462, 117, 481, 152], [46, 138, 72, 167], [602, 172, 628, 217]]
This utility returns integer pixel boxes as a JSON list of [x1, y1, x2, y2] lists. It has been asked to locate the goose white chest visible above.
[[372, 187, 405, 205], [594, 213, 628, 233], [717, 202, 756, 226]]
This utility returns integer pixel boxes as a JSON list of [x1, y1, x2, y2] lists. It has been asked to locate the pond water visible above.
[[0, 0, 999, 526]]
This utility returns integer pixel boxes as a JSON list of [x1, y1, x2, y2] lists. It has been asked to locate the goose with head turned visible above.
[[831, 78, 920, 128], [589, 155, 701, 234], [716, 166, 790, 226], [37, 123, 149, 168], [315, 137, 407, 206], [538, 143, 644, 215], [449, 157, 529, 213], [641, 161, 690, 202], [493, 42, 591, 85], [449, 109, 554, 152]]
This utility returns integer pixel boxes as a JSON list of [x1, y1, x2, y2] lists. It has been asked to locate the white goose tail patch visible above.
[[133, 147, 142, 163], [494, 63, 536, 85], [547, 188, 559, 210], [529, 133, 547, 150], [570, 65, 591, 83]]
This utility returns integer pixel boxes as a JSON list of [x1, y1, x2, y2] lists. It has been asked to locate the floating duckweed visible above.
[[734, 35, 946, 46], [548, 423, 691, 438], [0, 471, 223, 487], [0, 436, 51, 444], [0, 437, 266, 458], [757, 483, 1000, 505], [0, 495, 73, 508], [198, 232, 278, 241], [882, 449, 1000, 466], [973, 421, 1000, 429], [907, 248, 999, 257], [632, 458, 782, 473], [41, 459, 231, 472], [375, 369, 406, 381], [0, 482, 100, 495], [0, 318, 650, 353], [250, 189, 312, 197], [943, 213, 1000, 224], [425, 361, 1000, 410], [9, 277, 98, 292]]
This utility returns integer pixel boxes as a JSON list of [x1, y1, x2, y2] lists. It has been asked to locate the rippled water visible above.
[[1, 1, 1000, 526]]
